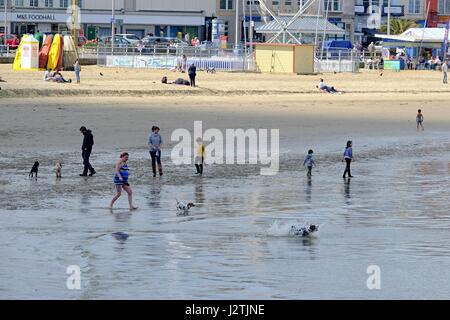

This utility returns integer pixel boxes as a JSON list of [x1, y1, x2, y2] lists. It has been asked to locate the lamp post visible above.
[[235, 0, 239, 48], [249, 0, 253, 53], [387, 0, 391, 35], [111, 0, 115, 55], [3, 0, 7, 45], [70, 0, 79, 54]]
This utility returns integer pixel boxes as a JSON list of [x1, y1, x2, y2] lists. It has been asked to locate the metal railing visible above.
[[315, 48, 361, 73], [0, 44, 13, 57], [97, 44, 255, 72]]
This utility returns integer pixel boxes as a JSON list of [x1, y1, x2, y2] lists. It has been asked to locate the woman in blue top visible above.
[[109, 152, 138, 210], [342, 140, 354, 178], [148, 126, 163, 177]]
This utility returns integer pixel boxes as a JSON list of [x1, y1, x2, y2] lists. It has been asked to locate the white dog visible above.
[[289, 224, 319, 237], [176, 200, 195, 215]]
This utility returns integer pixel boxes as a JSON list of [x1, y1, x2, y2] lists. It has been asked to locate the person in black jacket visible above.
[[188, 63, 197, 87], [79, 126, 96, 177]]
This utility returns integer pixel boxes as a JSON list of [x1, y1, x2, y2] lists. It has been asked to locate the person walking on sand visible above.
[[79, 126, 96, 177], [442, 60, 448, 84], [303, 149, 316, 177], [181, 54, 187, 73], [342, 141, 354, 179], [74, 59, 81, 84], [416, 109, 425, 131], [148, 126, 163, 177], [195, 137, 205, 175], [109, 152, 138, 210], [188, 63, 197, 87]]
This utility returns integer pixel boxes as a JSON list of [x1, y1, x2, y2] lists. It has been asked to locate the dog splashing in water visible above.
[[289, 224, 319, 237], [176, 200, 195, 215], [29, 161, 40, 179]]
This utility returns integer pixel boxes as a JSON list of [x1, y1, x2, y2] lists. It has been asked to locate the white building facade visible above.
[[0, 0, 216, 40]]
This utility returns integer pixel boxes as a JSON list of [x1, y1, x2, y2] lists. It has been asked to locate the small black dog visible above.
[[29, 161, 40, 178]]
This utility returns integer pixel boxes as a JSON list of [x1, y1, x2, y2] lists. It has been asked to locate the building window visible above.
[[15, 0, 24, 7], [60, 0, 68, 8], [45, 0, 53, 7], [79, 0, 82, 8], [298, 0, 308, 9], [220, 0, 233, 10], [285, 0, 292, 5], [272, 0, 279, 5], [439, 0, 450, 14], [29, 0, 38, 6], [324, 0, 341, 12], [408, 0, 421, 14]]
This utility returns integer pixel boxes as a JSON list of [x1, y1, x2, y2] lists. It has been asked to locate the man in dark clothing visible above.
[[79, 126, 96, 177], [188, 63, 197, 87]]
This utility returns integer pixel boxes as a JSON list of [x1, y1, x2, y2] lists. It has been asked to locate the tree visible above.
[[380, 19, 418, 35]]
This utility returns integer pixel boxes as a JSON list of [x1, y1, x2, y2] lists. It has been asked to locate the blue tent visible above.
[[324, 40, 353, 49]]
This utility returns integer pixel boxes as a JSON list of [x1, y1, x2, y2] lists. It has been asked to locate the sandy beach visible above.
[[1, 65, 450, 299]]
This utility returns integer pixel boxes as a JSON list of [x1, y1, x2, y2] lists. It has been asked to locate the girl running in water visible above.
[[109, 152, 138, 210]]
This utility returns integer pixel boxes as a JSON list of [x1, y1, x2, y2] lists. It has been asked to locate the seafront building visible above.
[[0, 1, 447, 45], [0, 0, 216, 40]]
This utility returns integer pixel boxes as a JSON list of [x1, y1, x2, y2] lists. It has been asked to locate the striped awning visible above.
[[255, 15, 345, 35]]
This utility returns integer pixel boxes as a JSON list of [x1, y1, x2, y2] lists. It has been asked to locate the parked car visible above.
[[0, 33, 20, 49], [138, 37, 186, 54], [115, 33, 141, 45], [101, 36, 133, 47], [77, 35, 88, 47]]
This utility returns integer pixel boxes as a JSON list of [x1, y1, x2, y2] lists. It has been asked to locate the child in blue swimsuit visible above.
[[109, 152, 138, 210]]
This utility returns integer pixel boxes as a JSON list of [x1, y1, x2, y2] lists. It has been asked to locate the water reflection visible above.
[[80, 192, 91, 214], [147, 182, 162, 208], [195, 179, 205, 205], [305, 176, 312, 203], [343, 178, 351, 204]]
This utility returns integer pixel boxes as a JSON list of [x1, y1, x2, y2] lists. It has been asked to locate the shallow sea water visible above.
[[0, 131, 449, 299]]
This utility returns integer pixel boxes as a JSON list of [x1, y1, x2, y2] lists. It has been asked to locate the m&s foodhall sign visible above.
[[16, 13, 57, 21]]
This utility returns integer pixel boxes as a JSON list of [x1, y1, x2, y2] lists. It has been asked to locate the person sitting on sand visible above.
[[43, 70, 53, 81], [317, 79, 342, 94], [0, 76, 6, 83], [161, 76, 190, 86], [53, 71, 72, 83]]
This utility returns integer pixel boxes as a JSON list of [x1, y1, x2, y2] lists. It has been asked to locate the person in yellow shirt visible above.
[[195, 137, 205, 175]]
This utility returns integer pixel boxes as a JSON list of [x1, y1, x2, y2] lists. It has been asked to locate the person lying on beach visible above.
[[161, 76, 190, 86], [0, 76, 6, 83], [52, 71, 72, 83], [317, 79, 343, 94]]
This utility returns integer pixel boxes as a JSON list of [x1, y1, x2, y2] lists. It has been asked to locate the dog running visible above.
[[289, 224, 319, 237], [29, 161, 40, 179], [206, 67, 216, 74], [176, 200, 196, 215]]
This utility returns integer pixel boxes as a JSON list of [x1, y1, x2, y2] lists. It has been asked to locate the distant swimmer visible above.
[[109, 152, 138, 210], [416, 109, 424, 131]]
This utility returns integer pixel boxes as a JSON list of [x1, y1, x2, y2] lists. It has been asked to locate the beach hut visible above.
[[255, 43, 315, 74], [13, 35, 39, 71]]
